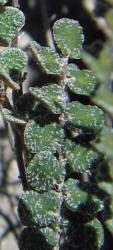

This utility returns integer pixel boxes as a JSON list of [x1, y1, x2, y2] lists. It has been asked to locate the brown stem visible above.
[[11, 0, 28, 190], [12, 33, 18, 48], [14, 131, 28, 190]]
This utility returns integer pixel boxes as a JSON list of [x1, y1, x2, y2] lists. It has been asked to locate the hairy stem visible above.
[[53, 57, 69, 250]]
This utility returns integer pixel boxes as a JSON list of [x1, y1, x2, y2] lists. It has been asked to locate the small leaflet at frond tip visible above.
[[53, 18, 84, 59]]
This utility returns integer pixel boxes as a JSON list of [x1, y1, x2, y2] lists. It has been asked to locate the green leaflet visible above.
[[63, 179, 88, 212], [0, 7, 25, 46], [29, 84, 66, 114], [53, 18, 84, 59], [0, 48, 27, 90], [85, 218, 104, 249], [92, 84, 113, 117], [63, 179, 104, 214], [0, 0, 8, 5], [0, 68, 20, 90], [82, 44, 113, 84], [30, 41, 62, 75], [26, 151, 65, 192], [65, 101, 104, 132], [63, 139, 100, 173], [19, 190, 61, 228], [67, 63, 97, 96], [92, 126, 113, 158], [0, 48, 27, 73], [24, 120, 64, 154], [40, 227, 59, 246], [2, 108, 26, 125]]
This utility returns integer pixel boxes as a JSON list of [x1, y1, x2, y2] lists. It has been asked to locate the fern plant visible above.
[[0, 1, 113, 250]]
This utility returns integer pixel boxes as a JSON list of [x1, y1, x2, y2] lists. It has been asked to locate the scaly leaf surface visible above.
[[53, 18, 84, 59], [26, 151, 65, 192], [30, 41, 62, 75], [0, 7, 25, 46], [67, 63, 97, 96], [63, 139, 100, 173], [29, 84, 66, 114], [24, 120, 64, 154], [0, 48, 27, 90]]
